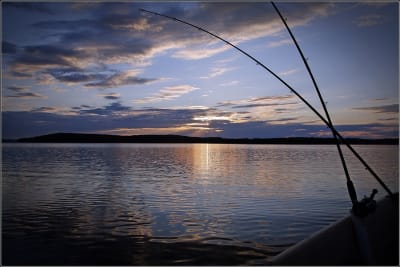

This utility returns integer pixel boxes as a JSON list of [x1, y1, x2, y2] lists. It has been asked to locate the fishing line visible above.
[[139, 8, 393, 198]]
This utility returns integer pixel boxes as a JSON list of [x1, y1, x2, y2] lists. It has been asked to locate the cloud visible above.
[[12, 73, 33, 78], [205, 120, 321, 138], [32, 19, 97, 30], [47, 67, 107, 84], [352, 104, 399, 114], [267, 38, 292, 48], [71, 105, 94, 111], [201, 66, 235, 79], [5, 2, 366, 140], [0, 107, 264, 139], [193, 112, 233, 123], [53, 88, 67, 93], [3, 101, 398, 139], [105, 16, 153, 32], [372, 98, 388, 102], [4, 2, 337, 91], [217, 95, 298, 109], [36, 73, 57, 85], [29, 106, 79, 116], [310, 123, 398, 139], [187, 2, 334, 41], [279, 68, 299, 76], [233, 102, 297, 109], [4, 2, 54, 14], [31, 106, 62, 113], [2, 101, 218, 137], [3, 84, 49, 107], [159, 3, 335, 60], [2, 41, 18, 54], [98, 93, 121, 100], [96, 126, 214, 136], [30, 13, 158, 65], [267, 117, 299, 124], [354, 14, 382, 27], [6, 86, 29, 92], [5, 44, 93, 81], [79, 102, 131, 116], [85, 70, 157, 88], [40, 67, 157, 88], [213, 95, 306, 125], [22, 45, 88, 66], [4, 92, 47, 99], [172, 44, 230, 60], [68, 2, 104, 11], [134, 84, 200, 104], [220, 80, 240, 87], [5, 36, 154, 84], [29, 2, 334, 65]]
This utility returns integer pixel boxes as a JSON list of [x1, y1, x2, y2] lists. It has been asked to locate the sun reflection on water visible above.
[[2, 143, 398, 265]]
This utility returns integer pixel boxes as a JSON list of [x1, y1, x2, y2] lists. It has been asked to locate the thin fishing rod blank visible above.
[[139, 8, 393, 197], [271, 1, 357, 205]]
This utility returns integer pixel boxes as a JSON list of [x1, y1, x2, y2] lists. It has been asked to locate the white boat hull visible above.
[[271, 193, 399, 265]]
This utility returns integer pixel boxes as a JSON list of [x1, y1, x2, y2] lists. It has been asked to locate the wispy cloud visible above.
[[5, 2, 55, 14], [6, 86, 30, 92], [31, 106, 64, 113], [96, 125, 215, 136], [311, 123, 398, 139], [201, 66, 235, 79], [220, 80, 240, 87], [79, 102, 131, 116], [213, 95, 305, 125], [267, 117, 299, 124], [372, 98, 388, 102], [108, 17, 153, 32], [278, 68, 299, 76], [133, 84, 200, 104], [352, 104, 399, 114], [267, 38, 292, 48], [354, 14, 383, 27], [4, 92, 47, 99], [217, 95, 298, 109], [172, 44, 230, 60], [98, 92, 121, 100], [3, 102, 398, 139], [47, 67, 107, 84], [2, 41, 18, 54], [85, 70, 158, 88]]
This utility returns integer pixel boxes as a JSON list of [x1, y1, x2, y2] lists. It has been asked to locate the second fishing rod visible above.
[[270, 2, 358, 207]]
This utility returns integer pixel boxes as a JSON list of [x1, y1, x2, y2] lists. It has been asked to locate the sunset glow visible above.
[[2, 2, 398, 139]]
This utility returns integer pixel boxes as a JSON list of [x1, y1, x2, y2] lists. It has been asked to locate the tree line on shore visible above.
[[4, 132, 398, 145]]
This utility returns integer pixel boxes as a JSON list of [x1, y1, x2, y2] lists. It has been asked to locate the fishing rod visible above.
[[270, 2, 358, 207], [139, 8, 393, 199]]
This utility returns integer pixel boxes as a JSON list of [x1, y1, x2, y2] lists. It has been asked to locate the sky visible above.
[[2, 1, 399, 139]]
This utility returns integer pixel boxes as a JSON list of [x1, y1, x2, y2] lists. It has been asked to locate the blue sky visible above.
[[2, 1, 398, 139]]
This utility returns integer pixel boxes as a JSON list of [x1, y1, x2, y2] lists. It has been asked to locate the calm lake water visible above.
[[2, 143, 398, 265]]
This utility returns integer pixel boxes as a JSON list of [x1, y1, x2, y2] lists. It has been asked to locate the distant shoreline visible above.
[[3, 133, 398, 145]]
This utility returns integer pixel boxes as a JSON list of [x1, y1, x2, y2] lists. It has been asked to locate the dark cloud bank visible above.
[[3, 102, 398, 140]]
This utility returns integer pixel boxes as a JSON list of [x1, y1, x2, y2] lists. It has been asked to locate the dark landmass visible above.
[[11, 132, 399, 145]]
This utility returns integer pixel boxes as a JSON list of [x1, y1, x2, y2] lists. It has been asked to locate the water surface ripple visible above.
[[2, 143, 398, 265]]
